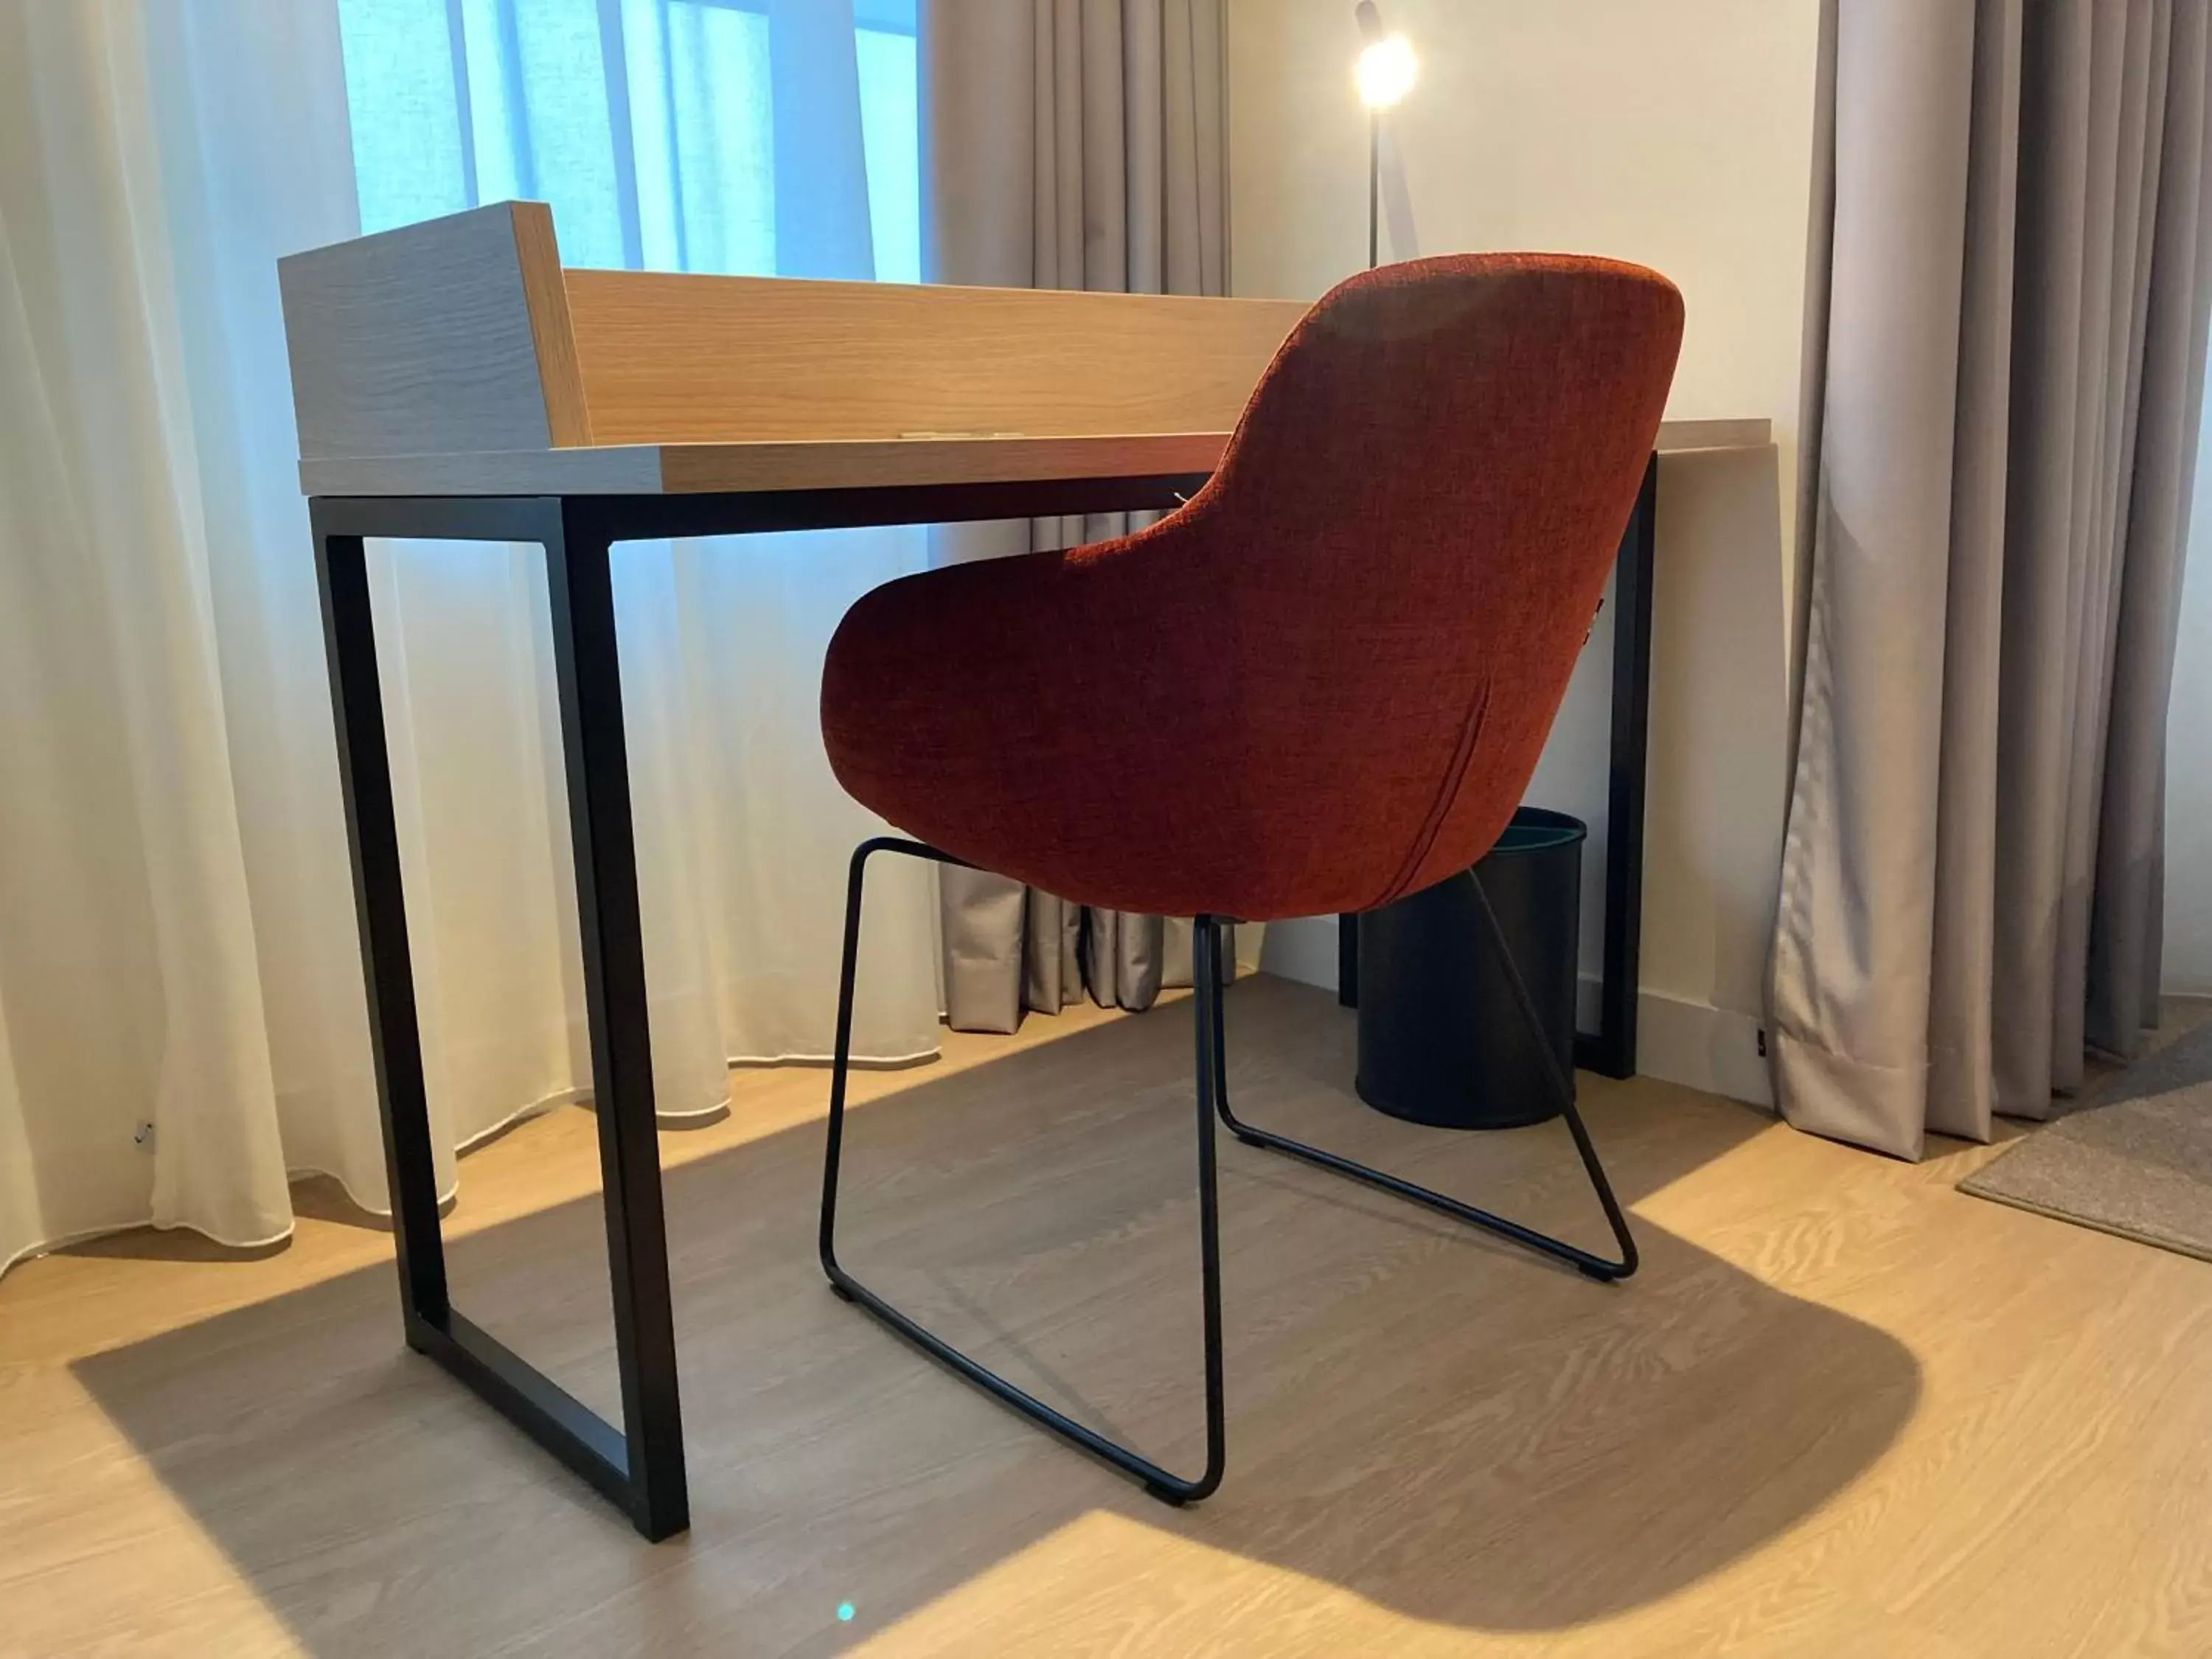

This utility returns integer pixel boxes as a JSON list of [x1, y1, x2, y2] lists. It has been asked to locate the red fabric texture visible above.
[[821, 254, 1685, 921]]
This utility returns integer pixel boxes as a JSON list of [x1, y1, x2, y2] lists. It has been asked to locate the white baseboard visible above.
[[1258, 915, 1341, 991], [1255, 917, 1773, 1110], [1632, 988, 1773, 1109]]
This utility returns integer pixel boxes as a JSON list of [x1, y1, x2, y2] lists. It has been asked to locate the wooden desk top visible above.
[[281, 204, 1770, 501], [298, 419, 1770, 499]]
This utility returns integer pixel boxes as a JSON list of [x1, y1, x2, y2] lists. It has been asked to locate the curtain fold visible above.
[[1, 0, 343, 1267], [919, 0, 1232, 1033], [1773, 0, 2212, 1160], [0, 0, 937, 1277], [2094, 0, 2212, 1045]]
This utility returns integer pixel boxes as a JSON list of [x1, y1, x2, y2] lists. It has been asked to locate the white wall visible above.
[[1233, 0, 1823, 1105], [2168, 408, 2212, 996]]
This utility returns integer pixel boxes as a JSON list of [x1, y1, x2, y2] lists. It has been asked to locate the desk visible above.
[[282, 202, 1769, 1539]]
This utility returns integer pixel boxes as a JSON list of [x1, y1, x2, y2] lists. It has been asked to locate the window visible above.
[[854, 0, 919, 283], [336, 0, 920, 282]]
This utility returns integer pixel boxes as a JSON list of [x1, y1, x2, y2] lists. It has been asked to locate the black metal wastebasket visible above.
[[1354, 807, 1585, 1130]]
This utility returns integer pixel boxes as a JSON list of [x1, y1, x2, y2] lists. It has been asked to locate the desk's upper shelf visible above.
[[280, 201, 1769, 499]]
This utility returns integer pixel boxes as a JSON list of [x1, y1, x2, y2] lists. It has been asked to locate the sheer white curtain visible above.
[[0, 0, 936, 1279]]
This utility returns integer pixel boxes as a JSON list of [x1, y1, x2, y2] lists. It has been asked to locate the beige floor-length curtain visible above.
[[1772, 0, 2212, 1160], [920, 0, 1234, 1031]]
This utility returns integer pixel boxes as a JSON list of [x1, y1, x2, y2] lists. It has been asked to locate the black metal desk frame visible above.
[[309, 459, 1660, 1542]]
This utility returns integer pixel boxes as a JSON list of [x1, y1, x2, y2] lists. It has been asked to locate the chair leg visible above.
[[819, 837, 1228, 1505], [1216, 871, 1639, 1282]]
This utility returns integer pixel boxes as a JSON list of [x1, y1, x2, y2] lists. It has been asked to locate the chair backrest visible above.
[[1170, 254, 1683, 916]]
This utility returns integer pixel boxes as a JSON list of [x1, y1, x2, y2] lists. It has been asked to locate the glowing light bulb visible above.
[[1356, 35, 1416, 109]]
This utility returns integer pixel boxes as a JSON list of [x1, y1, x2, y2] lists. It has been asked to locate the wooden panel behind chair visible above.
[[562, 270, 1308, 444], [276, 201, 1770, 498]]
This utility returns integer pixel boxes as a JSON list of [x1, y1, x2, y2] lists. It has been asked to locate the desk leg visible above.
[[1577, 454, 1658, 1080], [543, 506, 689, 1540], [314, 529, 451, 1331], [313, 501, 688, 1542]]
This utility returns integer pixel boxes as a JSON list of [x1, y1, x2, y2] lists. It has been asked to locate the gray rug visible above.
[[1961, 1019, 2212, 1262]]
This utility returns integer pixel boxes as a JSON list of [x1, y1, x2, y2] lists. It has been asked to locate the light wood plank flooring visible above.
[[4, 975, 2210, 1657]]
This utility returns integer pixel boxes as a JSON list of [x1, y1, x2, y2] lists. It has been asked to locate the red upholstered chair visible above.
[[817, 254, 1683, 1503]]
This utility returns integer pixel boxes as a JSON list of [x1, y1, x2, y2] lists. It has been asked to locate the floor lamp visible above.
[[1354, 2, 1417, 271], [1341, 2, 1419, 1002]]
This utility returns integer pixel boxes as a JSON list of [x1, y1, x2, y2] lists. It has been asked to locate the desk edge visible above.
[[297, 418, 1773, 499]]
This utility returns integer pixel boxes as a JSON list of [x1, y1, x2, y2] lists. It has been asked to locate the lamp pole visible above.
[[1369, 109, 1380, 269], [1352, 2, 1412, 271], [1356, 1, 1384, 269], [1343, 0, 1415, 1003]]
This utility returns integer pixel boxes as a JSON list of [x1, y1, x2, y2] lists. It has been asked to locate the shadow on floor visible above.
[[71, 977, 1920, 1657]]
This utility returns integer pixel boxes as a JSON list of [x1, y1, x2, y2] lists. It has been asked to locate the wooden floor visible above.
[[5, 974, 2211, 1658]]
